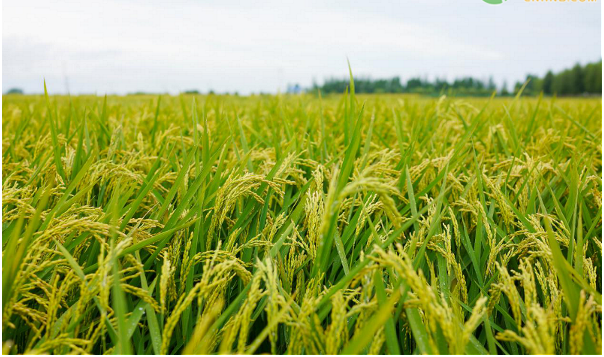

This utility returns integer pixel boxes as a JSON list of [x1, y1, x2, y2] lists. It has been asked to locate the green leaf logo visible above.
[[483, 0, 505, 4]]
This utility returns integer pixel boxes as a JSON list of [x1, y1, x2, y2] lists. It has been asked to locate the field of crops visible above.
[[2, 80, 602, 354]]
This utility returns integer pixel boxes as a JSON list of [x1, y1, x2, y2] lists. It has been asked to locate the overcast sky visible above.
[[3, 0, 601, 94]]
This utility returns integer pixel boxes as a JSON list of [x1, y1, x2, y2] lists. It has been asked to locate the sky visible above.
[[2, 0, 602, 95]]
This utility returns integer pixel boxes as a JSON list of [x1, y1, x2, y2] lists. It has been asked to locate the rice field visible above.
[[2, 79, 602, 354]]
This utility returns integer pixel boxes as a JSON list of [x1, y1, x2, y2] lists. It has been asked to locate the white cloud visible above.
[[2, 0, 601, 94]]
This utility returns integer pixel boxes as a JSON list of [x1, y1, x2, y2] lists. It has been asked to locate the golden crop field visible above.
[[2, 84, 602, 354]]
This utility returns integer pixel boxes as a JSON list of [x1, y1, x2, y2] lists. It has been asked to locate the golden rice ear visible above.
[[159, 252, 172, 315], [183, 298, 225, 355], [3, 87, 601, 354]]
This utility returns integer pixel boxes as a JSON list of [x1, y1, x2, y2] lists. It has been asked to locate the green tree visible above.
[[571, 64, 584, 94], [542, 71, 554, 95], [583, 61, 602, 94], [6, 88, 23, 95], [552, 70, 574, 95], [500, 81, 509, 96]]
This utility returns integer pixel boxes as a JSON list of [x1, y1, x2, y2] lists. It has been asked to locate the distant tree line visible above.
[[308, 60, 602, 96], [5, 88, 24, 95], [520, 61, 602, 96]]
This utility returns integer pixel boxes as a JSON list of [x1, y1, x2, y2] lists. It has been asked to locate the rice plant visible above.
[[2, 76, 602, 354]]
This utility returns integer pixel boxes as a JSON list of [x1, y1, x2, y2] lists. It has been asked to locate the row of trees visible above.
[[522, 61, 602, 96], [308, 60, 602, 96], [310, 76, 498, 96]]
